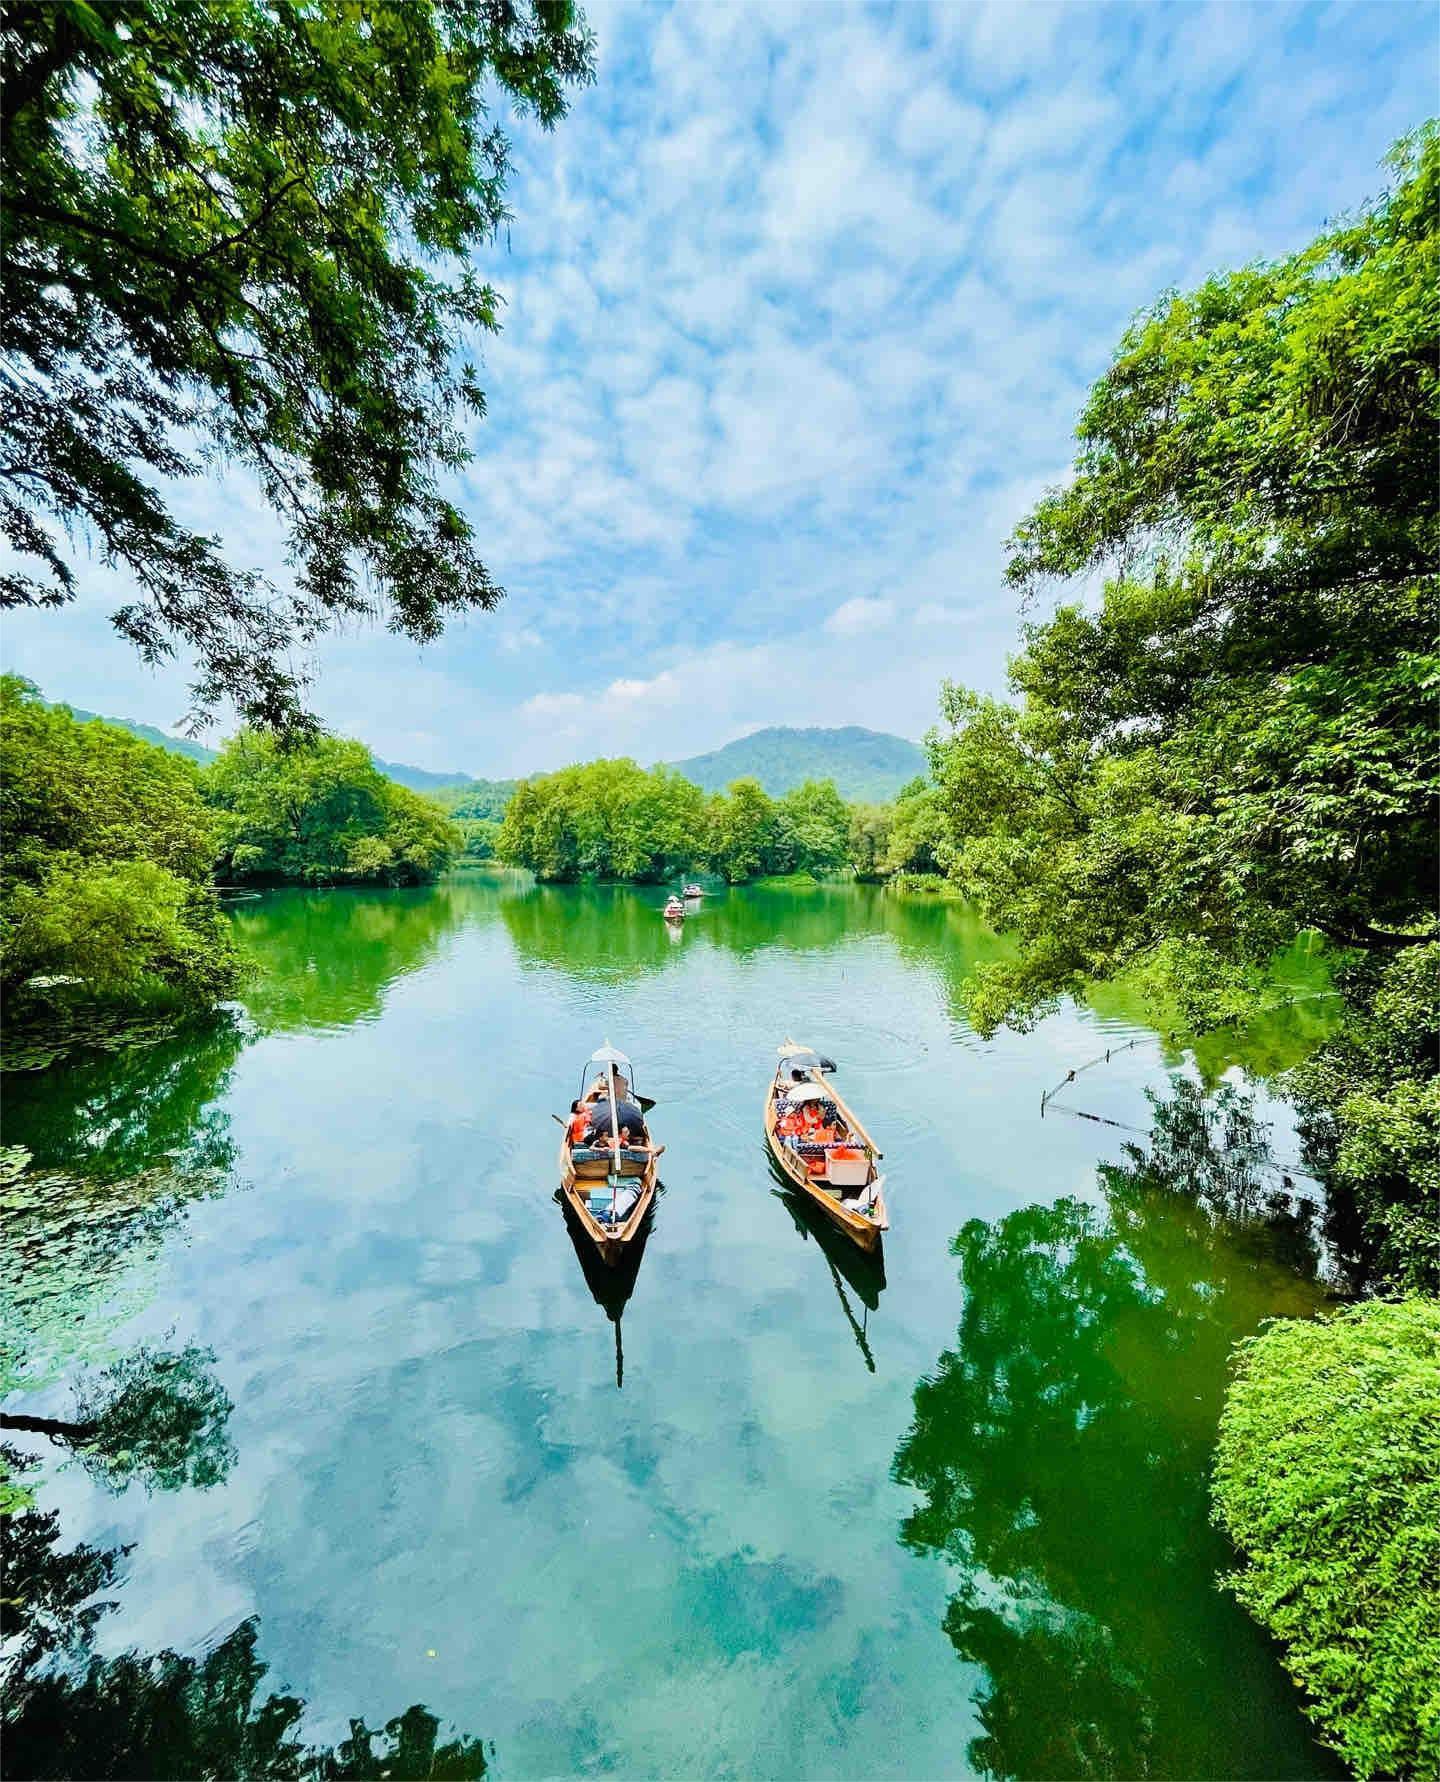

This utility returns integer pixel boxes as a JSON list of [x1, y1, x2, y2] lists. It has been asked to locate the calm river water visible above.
[[3, 873, 1344, 1779]]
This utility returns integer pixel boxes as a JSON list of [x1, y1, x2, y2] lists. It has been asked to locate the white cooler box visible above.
[[825, 1146, 870, 1187]]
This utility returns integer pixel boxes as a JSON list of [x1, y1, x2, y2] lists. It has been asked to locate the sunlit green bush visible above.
[[1213, 1298, 1440, 1778]]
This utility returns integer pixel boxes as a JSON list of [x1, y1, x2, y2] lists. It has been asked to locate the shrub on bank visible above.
[[1213, 1297, 1440, 1778]]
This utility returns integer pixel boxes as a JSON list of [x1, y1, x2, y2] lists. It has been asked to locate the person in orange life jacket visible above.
[[568, 1100, 591, 1146]]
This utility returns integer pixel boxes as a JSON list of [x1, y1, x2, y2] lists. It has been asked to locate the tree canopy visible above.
[[494, 761, 861, 884], [0, 676, 242, 1005], [1213, 1297, 1440, 1780], [1, 0, 593, 728], [206, 730, 460, 885], [927, 124, 1439, 1285]]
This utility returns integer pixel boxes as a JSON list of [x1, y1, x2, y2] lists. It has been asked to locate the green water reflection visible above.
[[893, 1082, 1339, 1779], [0, 876, 1342, 1779]]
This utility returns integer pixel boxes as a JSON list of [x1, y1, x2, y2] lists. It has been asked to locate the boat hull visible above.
[[558, 1131, 658, 1267], [764, 1053, 887, 1253]]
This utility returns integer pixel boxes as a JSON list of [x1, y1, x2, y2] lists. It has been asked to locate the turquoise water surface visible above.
[[2, 874, 1342, 1779]]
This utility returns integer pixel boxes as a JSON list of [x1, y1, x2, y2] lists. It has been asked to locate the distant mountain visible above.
[[369, 757, 475, 793], [668, 725, 925, 801], [49, 700, 475, 793], [55, 704, 219, 765]]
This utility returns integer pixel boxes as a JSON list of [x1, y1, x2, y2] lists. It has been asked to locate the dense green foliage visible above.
[[431, 778, 517, 820], [847, 778, 947, 882], [1213, 1299, 1440, 1778], [1, 0, 591, 727], [0, 677, 241, 1006], [47, 700, 217, 764], [433, 777, 516, 860], [495, 760, 860, 883], [206, 731, 460, 885], [927, 126, 1439, 1286], [671, 725, 925, 801], [1288, 946, 1440, 1291], [497, 759, 707, 882]]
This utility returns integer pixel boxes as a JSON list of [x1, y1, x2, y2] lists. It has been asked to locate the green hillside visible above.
[[668, 726, 924, 800], [48, 700, 475, 793], [370, 757, 475, 793], [53, 703, 218, 765]]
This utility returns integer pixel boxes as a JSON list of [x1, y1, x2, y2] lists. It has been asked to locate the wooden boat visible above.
[[663, 896, 685, 921], [558, 1043, 663, 1266], [682, 884, 704, 899], [763, 1038, 888, 1253]]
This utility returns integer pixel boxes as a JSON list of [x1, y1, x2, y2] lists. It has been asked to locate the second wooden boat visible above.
[[763, 1038, 888, 1253]]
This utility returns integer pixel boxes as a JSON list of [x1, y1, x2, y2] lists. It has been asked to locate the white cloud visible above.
[[4, 0, 1432, 775], [824, 597, 895, 637]]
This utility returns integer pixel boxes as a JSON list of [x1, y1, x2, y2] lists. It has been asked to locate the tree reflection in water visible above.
[[2, 1369, 487, 1777], [2, 1501, 488, 1781], [893, 1080, 1342, 1781], [1, 1343, 236, 1494]]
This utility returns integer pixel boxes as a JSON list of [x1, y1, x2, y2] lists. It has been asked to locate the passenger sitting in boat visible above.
[[587, 1071, 631, 1103], [568, 1100, 592, 1146]]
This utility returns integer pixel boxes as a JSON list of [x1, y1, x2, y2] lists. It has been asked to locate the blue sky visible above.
[[3, 0, 1435, 775]]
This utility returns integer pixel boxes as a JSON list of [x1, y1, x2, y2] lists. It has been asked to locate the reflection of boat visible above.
[[682, 884, 704, 899], [764, 1038, 888, 1252], [558, 1188, 656, 1388], [768, 1153, 885, 1372], [558, 1043, 662, 1266], [663, 897, 685, 921]]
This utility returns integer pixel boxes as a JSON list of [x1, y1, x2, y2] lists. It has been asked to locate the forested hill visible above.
[[54, 703, 218, 765], [47, 701, 476, 793], [668, 726, 924, 800], [47, 701, 922, 803]]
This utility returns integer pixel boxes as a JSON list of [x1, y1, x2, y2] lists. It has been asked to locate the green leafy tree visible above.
[[704, 777, 781, 883], [776, 778, 851, 873], [206, 731, 459, 884], [1, 0, 592, 728], [496, 759, 705, 882], [846, 802, 892, 880], [1288, 945, 1440, 1290], [433, 780, 517, 822], [1213, 1298, 1440, 1780], [881, 775, 946, 877], [0, 677, 241, 1005], [454, 816, 502, 861], [927, 126, 1439, 1283]]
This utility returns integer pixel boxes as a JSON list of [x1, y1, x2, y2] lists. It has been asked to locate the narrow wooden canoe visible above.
[[558, 1130, 659, 1267], [764, 1041, 888, 1253]]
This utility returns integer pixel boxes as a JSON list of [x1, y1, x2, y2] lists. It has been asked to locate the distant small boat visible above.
[[558, 1043, 662, 1267], [663, 896, 686, 921], [682, 884, 704, 899], [764, 1038, 888, 1253]]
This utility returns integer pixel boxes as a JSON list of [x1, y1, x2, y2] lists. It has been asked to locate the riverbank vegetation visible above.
[[207, 732, 459, 888], [0, 683, 461, 1031], [916, 121, 1439, 1768], [494, 760, 862, 883], [1214, 1298, 1440, 1779], [923, 123, 1437, 1292], [0, 678, 242, 1012]]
